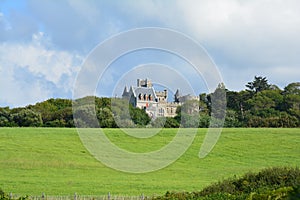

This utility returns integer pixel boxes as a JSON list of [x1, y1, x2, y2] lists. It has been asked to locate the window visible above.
[[158, 108, 165, 116]]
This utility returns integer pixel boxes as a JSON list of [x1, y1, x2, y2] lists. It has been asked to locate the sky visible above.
[[0, 0, 300, 107]]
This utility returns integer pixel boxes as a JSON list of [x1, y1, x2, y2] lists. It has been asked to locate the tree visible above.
[[283, 82, 300, 95], [224, 109, 242, 127], [129, 105, 151, 127], [226, 90, 252, 121], [246, 76, 270, 94], [164, 117, 180, 128], [246, 92, 276, 116], [0, 107, 12, 127], [30, 98, 74, 127], [73, 104, 98, 128], [11, 109, 43, 127], [198, 113, 210, 128], [97, 107, 117, 128], [283, 82, 300, 119]]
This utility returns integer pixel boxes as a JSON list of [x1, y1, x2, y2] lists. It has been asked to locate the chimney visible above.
[[137, 79, 140, 87]]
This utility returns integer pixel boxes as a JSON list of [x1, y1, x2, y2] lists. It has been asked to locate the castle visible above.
[[122, 78, 199, 119]]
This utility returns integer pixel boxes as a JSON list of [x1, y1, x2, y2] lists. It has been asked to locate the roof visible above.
[[131, 86, 157, 99]]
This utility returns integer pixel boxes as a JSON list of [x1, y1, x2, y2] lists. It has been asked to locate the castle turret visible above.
[[174, 89, 180, 102], [122, 86, 129, 98]]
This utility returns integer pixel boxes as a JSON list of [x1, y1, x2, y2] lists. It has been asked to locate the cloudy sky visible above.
[[1, 0, 300, 107]]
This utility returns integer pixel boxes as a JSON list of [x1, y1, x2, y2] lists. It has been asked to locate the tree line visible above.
[[0, 76, 299, 128]]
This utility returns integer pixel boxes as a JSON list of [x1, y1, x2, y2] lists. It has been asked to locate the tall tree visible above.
[[246, 76, 270, 94]]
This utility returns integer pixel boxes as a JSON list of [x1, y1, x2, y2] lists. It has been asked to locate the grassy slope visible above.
[[0, 128, 299, 196]]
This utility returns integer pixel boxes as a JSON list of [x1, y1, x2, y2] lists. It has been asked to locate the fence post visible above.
[[9, 192, 12, 199], [108, 192, 110, 200], [74, 193, 77, 200], [42, 193, 45, 200], [141, 193, 144, 200]]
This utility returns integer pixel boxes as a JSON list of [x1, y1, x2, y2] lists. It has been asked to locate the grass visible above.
[[0, 128, 299, 196]]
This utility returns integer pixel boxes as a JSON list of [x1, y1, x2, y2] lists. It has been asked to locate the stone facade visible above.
[[122, 78, 199, 119]]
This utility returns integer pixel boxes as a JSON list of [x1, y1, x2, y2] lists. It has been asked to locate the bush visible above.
[[199, 167, 300, 196], [153, 167, 300, 200]]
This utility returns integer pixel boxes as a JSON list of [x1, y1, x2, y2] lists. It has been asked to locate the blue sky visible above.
[[1, 0, 300, 107]]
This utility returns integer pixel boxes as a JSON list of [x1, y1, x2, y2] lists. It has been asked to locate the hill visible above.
[[0, 128, 299, 195]]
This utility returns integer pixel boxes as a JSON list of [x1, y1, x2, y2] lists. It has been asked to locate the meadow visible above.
[[0, 128, 299, 196]]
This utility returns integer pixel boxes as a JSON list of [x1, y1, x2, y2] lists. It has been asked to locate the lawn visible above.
[[0, 128, 299, 196]]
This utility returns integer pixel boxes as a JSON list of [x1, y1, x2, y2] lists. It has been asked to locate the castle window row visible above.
[[138, 93, 153, 101]]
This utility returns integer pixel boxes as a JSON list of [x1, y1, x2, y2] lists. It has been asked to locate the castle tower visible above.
[[137, 78, 152, 88]]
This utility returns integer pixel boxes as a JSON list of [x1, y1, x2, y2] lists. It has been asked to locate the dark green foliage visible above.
[[97, 107, 117, 128], [288, 185, 300, 200], [153, 167, 300, 200], [283, 83, 300, 120], [0, 97, 151, 128], [227, 78, 299, 128], [164, 117, 180, 128], [0, 188, 28, 200], [224, 110, 242, 127], [151, 117, 180, 128], [0, 77, 299, 128], [246, 76, 271, 94], [129, 105, 151, 127], [30, 98, 74, 127], [199, 167, 300, 196], [11, 109, 42, 127], [198, 113, 210, 128], [0, 107, 12, 126]]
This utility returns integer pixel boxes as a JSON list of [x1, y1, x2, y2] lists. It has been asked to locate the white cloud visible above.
[[0, 32, 83, 107], [121, 0, 300, 89], [176, 0, 300, 65], [1, 0, 300, 108]]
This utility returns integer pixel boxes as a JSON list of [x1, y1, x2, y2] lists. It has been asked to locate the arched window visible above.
[[138, 93, 142, 100]]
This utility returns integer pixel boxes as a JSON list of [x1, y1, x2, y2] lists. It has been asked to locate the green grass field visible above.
[[0, 128, 299, 196]]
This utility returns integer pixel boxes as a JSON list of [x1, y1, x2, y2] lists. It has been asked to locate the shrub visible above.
[[153, 167, 300, 200], [199, 167, 300, 196]]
